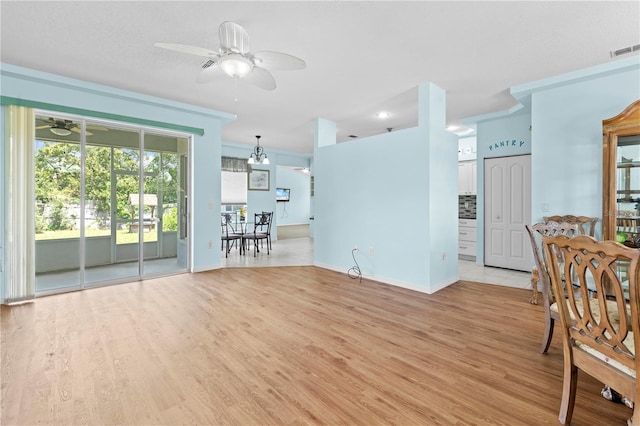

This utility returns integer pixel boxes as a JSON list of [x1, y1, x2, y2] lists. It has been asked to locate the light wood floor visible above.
[[1, 266, 631, 425]]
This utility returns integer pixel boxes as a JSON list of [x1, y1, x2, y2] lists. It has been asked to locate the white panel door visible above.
[[484, 155, 531, 271]]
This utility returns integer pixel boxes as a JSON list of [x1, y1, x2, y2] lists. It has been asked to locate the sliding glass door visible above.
[[34, 112, 190, 295], [34, 117, 82, 293]]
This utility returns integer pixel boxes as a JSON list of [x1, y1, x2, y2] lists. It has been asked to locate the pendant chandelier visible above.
[[248, 135, 269, 165]]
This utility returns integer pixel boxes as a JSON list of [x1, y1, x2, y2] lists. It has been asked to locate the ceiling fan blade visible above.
[[86, 124, 109, 131], [196, 63, 222, 83], [154, 42, 219, 58], [244, 66, 276, 91], [218, 21, 250, 54], [71, 127, 93, 136], [253, 51, 306, 71], [35, 125, 50, 130]]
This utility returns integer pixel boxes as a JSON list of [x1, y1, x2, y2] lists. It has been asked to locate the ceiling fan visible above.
[[36, 118, 108, 137], [154, 21, 306, 91]]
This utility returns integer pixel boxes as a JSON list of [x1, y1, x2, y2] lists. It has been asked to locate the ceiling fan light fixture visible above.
[[219, 53, 253, 78], [50, 127, 72, 136]]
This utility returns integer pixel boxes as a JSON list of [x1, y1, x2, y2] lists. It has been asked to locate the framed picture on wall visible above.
[[248, 168, 270, 191]]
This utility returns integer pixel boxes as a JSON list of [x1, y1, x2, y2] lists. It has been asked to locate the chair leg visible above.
[[631, 398, 640, 426], [558, 361, 578, 425], [539, 316, 555, 354], [530, 267, 539, 304]]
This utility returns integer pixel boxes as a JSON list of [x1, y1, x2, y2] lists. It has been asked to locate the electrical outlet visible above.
[[368, 247, 374, 256], [442, 252, 447, 261], [208, 240, 212, 248]]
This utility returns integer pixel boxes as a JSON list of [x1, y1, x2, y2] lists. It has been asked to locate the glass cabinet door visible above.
[[615, 138, 640, 247], [602, 100, 640, 243]]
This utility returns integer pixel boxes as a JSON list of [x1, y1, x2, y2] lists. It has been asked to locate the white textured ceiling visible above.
[[1, 1, 639, 154]]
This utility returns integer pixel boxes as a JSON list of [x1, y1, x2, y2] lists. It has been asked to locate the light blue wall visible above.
[[275, 166, 311, 226], [1, 63, 234, 277], [530, 67, 639, 234], [470, 56, 639, 266], [458, 136, 477, 161], [313, 82, 458, 294]]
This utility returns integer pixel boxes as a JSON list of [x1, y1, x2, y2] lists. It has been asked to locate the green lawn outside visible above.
[[36, 228, 158, 244]]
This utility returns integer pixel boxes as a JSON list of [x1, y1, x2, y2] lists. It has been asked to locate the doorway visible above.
[[484, 154, 532, 272], [34, 112, 190, 295]]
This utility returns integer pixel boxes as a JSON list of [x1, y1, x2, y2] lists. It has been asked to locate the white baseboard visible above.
[[192, 263, 222, 273], [312, 261, 457, 295]]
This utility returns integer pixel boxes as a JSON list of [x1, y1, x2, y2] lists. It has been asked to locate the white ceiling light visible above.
[[376, 111, 390, 119], [155, 21, 305, 91], [219, 53, 254, 78], [50, 127, 72, 136]]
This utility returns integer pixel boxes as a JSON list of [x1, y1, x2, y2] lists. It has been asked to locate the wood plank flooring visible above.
[[1, 266, 631, 425]]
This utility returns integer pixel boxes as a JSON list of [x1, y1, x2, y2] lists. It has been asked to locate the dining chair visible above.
[[243, 212, 271, 257], [261, 211, 274, 250], [529, 215, 599, 305], [542, 234, 639, 425], [525, 221, 579, 354], [221, 215, 243, 257], [542, 215, 598, 237]]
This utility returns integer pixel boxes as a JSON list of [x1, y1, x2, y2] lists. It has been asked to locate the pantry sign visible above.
[[489, 139, 526, 151]]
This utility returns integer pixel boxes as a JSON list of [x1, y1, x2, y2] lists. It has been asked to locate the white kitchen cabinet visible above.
[[459, 218, 477, 259], [459, 161, 477, 195]]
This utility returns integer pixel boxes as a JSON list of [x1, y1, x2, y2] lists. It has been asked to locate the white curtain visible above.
[[221, 170, 247, 205], [3, 105, 35, 303]]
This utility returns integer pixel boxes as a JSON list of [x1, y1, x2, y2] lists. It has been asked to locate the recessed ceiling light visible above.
[[376, 111, 390, 119]]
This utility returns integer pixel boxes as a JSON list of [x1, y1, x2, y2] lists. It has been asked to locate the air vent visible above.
[[610, 44, 640, 58], [201, 59, 216, 69]]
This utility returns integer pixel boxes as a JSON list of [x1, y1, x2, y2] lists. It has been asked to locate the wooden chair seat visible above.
[[550, 298, 630, 329], [576, 332, 636, 378]]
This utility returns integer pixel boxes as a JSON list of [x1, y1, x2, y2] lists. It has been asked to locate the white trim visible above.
[[312, 261, 456, 295], [192, 264, 222, 273]]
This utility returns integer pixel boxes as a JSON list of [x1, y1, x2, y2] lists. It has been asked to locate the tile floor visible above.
[[458, 258, 532, 289], [222, 236, 314, 268]]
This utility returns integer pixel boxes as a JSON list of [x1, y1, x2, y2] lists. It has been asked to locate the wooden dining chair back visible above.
[[526, 221, 579, 353], [543, 215, 598, 237], [530, 215, 598, 305], [542, 234, 640, 425]]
